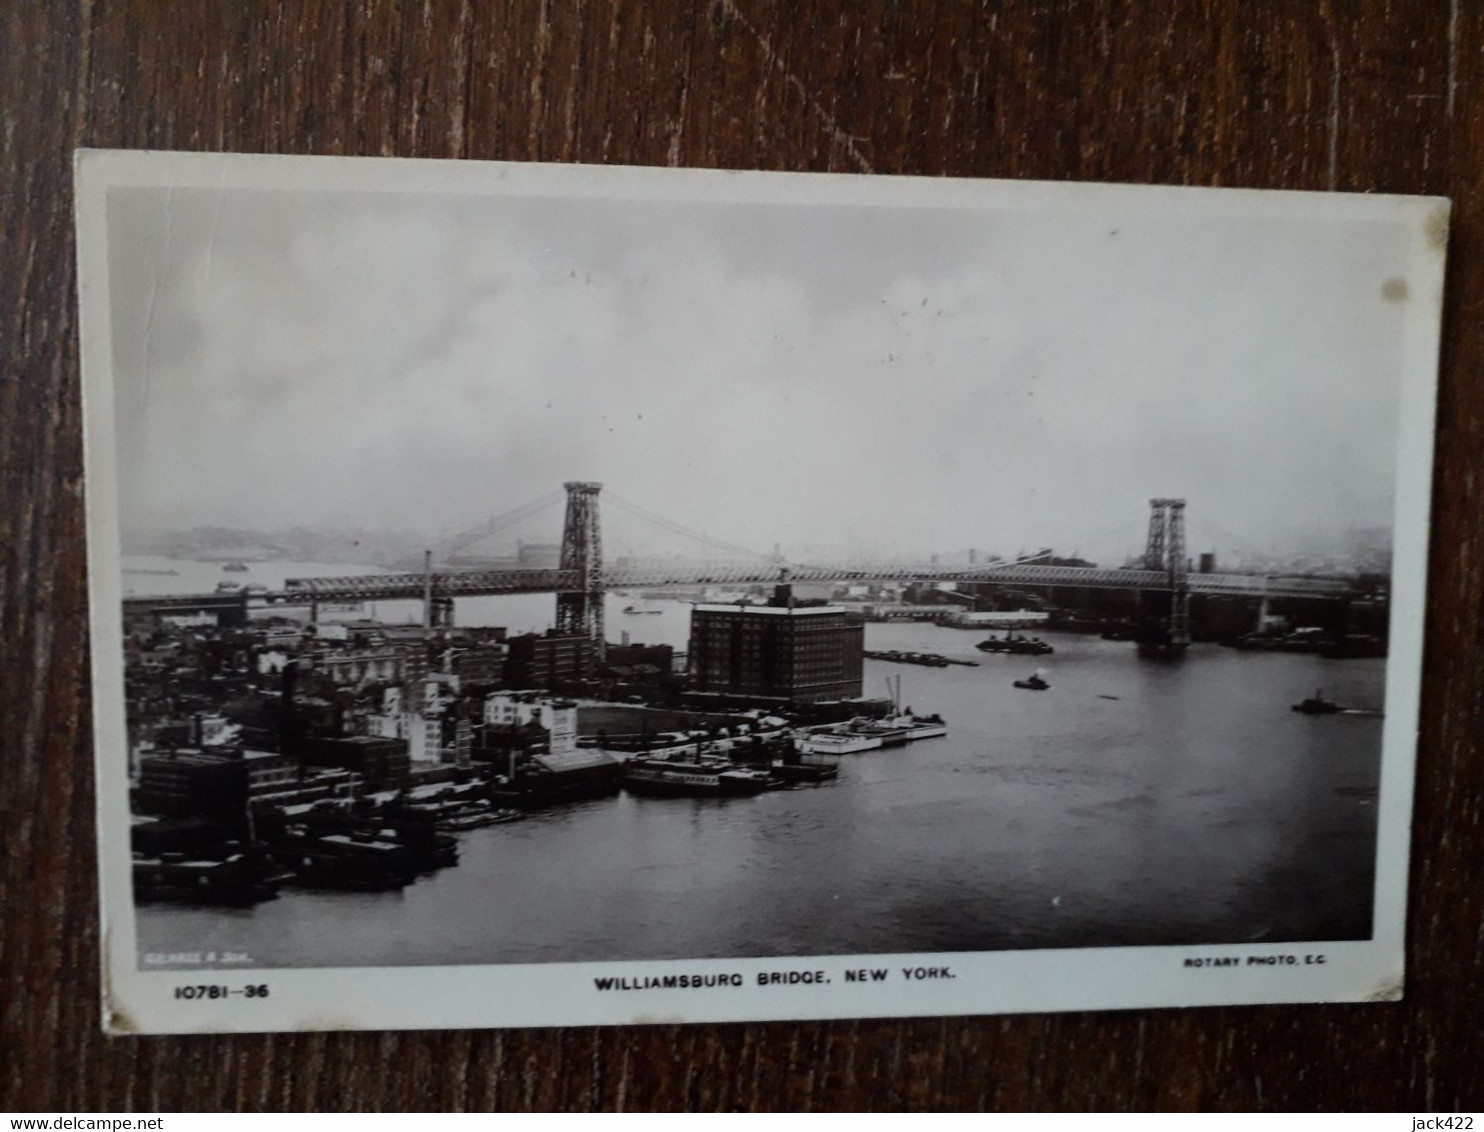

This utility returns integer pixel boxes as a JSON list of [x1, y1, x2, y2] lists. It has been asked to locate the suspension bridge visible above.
[[123, 482, 1358, 656]]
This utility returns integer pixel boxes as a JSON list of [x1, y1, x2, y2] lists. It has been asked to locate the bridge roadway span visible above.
[[123, 562, 1354, 615]]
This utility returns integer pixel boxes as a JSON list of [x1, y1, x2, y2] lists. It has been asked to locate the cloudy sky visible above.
[[105, 176, 1413, 565]]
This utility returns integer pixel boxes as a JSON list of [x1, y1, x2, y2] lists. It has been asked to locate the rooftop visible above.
[[535, 749, 622, 774], [692, 603, 850, 616]]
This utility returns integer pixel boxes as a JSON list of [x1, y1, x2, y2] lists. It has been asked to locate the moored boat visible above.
[[132, 850, 289, 907], [770, 750, 841, 783], [267, 829, 420, 891], [797, 674, 947, 753], [795, 712, 947, 754], [623, 756, 781, 797]]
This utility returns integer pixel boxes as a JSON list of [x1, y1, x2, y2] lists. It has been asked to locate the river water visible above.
[[129, 560, 1384, 967]]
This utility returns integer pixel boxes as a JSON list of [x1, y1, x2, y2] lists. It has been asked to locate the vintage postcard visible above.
[[74, 150, 1447, 1034]]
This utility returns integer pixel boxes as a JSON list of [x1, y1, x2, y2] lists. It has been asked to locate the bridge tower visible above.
[[1137, 497, 1191, 657], [1166, 499, 1190, 644], [1143, 500, 1169, 571], [555, 481, 605, 658]]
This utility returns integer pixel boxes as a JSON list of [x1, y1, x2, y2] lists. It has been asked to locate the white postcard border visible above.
[[73, 149, 1448, 1035]]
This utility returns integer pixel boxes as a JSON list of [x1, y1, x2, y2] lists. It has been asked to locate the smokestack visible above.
[[422, 550, 433, 632]]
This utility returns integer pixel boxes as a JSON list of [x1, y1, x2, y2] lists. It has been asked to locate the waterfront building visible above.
[[603, 641, 674, 673], [407, 711, 443, 763], [688, 588, 864, 703], [255, 766, 359, 808], [483, 691, 578, 757], [242, 749, 299, 796], [402, 672, 460, 763], [505, 631, 595, 690], [938, 610, 1050, 629], [135, 746, 324, 817], [136, 750, 249, 818], [303, 734, 409, 790], [360, 685, 405, 740], [446, 643, 507, 688]]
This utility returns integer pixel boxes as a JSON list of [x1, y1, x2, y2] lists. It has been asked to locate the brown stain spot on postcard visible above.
[[295, 1016, 365, 1032], [1425, 204, 1450, 252], [100, 924, 135, 1034], [1365, 975, 1405, 1002], [1382, 277, 1410, 303], [106, 1006, 139, 1035]]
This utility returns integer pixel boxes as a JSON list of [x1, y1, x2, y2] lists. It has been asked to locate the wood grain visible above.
[[2, 0, 1480, 1111]]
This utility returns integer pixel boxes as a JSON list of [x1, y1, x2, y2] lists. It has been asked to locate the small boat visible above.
[[222, 561, 249, 572], [770, 756, 840, 784], [1013, 673, 1050, 691], [864, 649, 964, 668], [1292, 689, 1342, 714], [438, 808, 523, 831], [622, 604, 663, 615], [977, 633, 1055, 656], [623, 756, 781, 797]]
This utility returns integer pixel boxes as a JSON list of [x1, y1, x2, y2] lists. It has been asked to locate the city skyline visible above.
[[107, 183, 1412, 564], [120, 511, 1394, 575]]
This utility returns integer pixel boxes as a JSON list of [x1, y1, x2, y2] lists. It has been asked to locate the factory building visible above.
[[688, 586, 864, 703]]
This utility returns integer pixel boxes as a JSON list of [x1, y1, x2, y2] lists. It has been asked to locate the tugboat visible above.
[[1292, 688, 1342, 714], [1013, 672, 1050, 691]]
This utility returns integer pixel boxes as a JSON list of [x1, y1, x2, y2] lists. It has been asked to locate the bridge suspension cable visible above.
[[401, 489, 567, 569], [1183, 514, 1274, 563], [604, 491, 778, 562], [1011, 507, 1153, 567], [788, 507, 1150, 577]]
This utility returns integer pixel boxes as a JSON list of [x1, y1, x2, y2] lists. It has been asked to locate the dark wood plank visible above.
[[2, 0, 1479, 1111]]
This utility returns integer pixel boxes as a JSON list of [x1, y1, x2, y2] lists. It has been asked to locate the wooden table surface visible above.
[[2, 1, 1480, 1112]]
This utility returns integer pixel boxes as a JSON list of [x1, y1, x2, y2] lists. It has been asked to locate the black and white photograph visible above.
[[76, 152, 1446, 1033]]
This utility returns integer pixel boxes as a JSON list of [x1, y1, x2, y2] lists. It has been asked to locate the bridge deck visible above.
[[123, 562, 1356, 613]]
